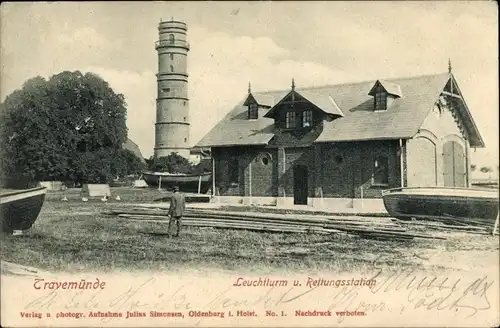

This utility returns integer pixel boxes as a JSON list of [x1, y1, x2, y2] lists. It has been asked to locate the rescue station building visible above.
[[195, 70, 485, 210]]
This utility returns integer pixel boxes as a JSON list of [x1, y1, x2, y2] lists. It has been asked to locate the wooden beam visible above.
[[441, 91, 461, 99], [399, 139, 404, 187], [197, 175, 202, 194], [249, 158, 252, 205], [492, 212, 499, 236], [282, 147, 286, 200], [212, 156, 216, 197]]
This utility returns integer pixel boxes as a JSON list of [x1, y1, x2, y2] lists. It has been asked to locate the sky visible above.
[[1, 1, 498, 172]]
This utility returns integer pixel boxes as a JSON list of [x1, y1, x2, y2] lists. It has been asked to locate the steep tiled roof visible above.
[[195, 102, 276, 147], [263, 89, 345, 119], [243, 93, 275, 108], [368, 80, 403, 98], [298, 90, 345, 117], [196, 73, 485, 148], [253, 94, 275, 108]]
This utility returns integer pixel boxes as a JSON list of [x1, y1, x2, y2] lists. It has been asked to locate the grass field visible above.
[[1, 188, 498, 274]]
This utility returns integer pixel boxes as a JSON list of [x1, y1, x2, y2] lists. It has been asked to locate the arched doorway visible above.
[[442, 140, 466, 187]]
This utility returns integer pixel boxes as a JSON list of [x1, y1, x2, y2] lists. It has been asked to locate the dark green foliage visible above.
[[150, 153, 193, 174], [193, 158, 212, 175], [0, 71, 141, 185], [112, 149, 146, 178], [146, 153, 212, 175]]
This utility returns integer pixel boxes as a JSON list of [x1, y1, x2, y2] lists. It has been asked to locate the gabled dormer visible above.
[[264, 79, 344, 131], [243, 82, 274, 120], [368, 80, 402, 111]]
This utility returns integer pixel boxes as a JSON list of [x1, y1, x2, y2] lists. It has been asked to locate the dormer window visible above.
[[243, 83, 274, 121], [248, 103, 258, 119], [374, 92, 387, 111], [302, 110, 313, 127], [285, 112, 296, 129], [368, 80, 402, 111]]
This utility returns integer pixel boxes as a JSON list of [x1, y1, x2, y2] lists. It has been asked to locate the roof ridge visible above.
[[258, 72, 449, 95]]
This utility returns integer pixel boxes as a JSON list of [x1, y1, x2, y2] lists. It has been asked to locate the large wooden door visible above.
[[443, 141, 466, 187], [293, 165, 308, 205]]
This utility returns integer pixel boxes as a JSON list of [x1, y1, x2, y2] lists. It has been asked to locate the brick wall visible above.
[[215, 140, 402, 199], [213, 146, 277, 197], [320, 140, 401, 199], [212, 147, 244, 196], [282, 147, 315, 197], [248, 148, 278, 197], [270, 122, 323, 147]]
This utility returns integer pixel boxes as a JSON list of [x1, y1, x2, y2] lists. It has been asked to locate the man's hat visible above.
[[173, 186, 180, 192]]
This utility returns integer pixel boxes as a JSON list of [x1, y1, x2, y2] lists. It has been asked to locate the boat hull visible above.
[[382, 187, 499, 225], [1, 187, 47, 234], [142, 172, 212, 193]]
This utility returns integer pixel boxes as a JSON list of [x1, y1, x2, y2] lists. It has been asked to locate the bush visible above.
[[146, 154, 212, 175]]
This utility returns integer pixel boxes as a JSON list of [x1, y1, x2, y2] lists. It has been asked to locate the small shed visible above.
[[80, 184, 111, 197], [40, 181, 65, 191], [133, 179, 148, 188]]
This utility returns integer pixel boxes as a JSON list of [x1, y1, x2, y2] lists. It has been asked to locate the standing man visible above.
[[168, 186, 186, 237]]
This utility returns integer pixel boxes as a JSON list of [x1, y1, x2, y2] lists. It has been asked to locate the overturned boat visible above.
[[382, 187, 499, 226], [1, 186, 47, 234], [142, 171, 212, 193]]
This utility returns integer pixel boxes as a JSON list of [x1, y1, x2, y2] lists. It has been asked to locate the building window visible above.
[[260, 152, 272, 166], [183, 116, 186, 121], [184, 138, 187, 142], [228, 159, 239, 184], [170, 53, 174, 60], [285, 112, 296, 129], [248, 103, 258, 119], [375, 92, 387, 110], [162, 88, 170, 93], [373, 156, 389, 185], [170, 65, 174, 72], [169, 34, 175, 44], [302, 110, 313, 127]]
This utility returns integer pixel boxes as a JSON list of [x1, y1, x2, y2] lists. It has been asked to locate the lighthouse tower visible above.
[[154, 19, 190, 160]]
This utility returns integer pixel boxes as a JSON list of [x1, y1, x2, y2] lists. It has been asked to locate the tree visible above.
[[192, 158, 212, 175], [150, 154, 194, 174], [111, 149, 146, 178], [145, 153, 213, 177], [0, 71, 132, 185]]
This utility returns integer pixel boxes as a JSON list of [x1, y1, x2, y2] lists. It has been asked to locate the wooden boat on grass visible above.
[[142, 171, 212, 193], [1, 186, 47, 234], [382, 187, 499, 227]]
